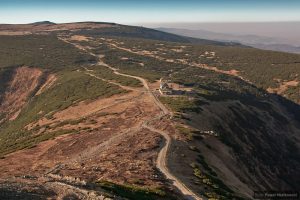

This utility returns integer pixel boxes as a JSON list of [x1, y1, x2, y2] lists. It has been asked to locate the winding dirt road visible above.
[[63, 38, 203, 200]]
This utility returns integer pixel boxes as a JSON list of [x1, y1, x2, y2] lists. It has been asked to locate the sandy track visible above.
[[63, 38, 204, 200], [143, 125, 202, 200], [104, 60, 203, 199], [108, 60, 203, 200]]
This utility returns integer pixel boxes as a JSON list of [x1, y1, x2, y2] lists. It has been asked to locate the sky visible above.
[[0, 0, 299, 24]]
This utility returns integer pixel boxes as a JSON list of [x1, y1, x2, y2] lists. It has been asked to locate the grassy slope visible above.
[[0, 35, 128, 156]]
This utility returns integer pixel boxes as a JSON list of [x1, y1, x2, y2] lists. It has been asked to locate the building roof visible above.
[[160, 82, 170, 90]]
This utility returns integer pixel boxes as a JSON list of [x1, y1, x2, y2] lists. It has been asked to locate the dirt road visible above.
[[96, 55, 204, 200], [64, 38, 203, 200], [111, 63, 203, 200]]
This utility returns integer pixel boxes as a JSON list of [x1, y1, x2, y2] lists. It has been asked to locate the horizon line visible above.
[[1, 20, 300, 25]]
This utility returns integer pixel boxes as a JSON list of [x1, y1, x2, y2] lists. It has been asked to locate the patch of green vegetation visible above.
[[159, 96, 204, 113], [0, 35, 95, 71], [96, 180, 176, 200]]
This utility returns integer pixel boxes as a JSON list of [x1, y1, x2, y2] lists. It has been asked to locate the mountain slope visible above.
[[0, 22, 299, 200]]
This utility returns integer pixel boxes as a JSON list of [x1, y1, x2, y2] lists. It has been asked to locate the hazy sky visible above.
[[0, 0, 299, 24]]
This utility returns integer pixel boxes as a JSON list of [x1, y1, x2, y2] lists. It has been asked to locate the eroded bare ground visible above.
[[267, 79, 299, 94], [0, 66, 43, 121]]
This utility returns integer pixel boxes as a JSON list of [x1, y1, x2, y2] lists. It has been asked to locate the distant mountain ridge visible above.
[[158, 27, 300, 54], [0, 21, 242, 46], [30, 21, 57, 25]]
